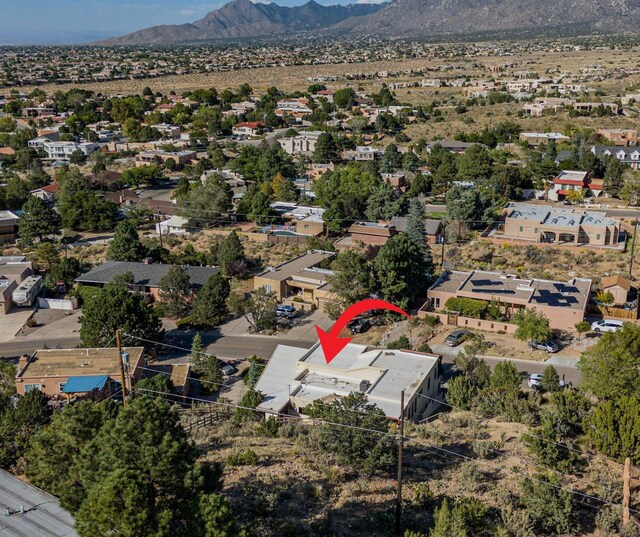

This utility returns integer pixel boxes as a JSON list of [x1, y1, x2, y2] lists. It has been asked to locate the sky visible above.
[[0, 0, 378, 45]]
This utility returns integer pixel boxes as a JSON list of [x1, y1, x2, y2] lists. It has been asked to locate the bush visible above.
[[255, 418, 279, 438], [415, 343, 432, 353], [387, 335, 411, 350], [25, 318, 38, 328], [226, 448, 258, 466], [444, 297, 487, 318], [421, 315, 441, 327]]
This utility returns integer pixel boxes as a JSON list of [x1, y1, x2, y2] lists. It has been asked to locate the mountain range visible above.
[[98, 0, 384, 45], [99, 0, 640, 45]]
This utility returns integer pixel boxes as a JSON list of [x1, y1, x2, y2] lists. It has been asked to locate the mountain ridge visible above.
[[98, 0, 385, 45]]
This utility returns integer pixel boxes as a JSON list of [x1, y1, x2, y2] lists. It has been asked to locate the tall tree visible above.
[[19, 196, 60, 244], [79, 282, 163, 347], [159, 265, 192, 319], [191, 273, 230, 328], [374, 233, 433, 310], [217, 231, 246, 276], [327, 250, 374, 319], [228, 287, 276, 332], [107, 219, 147, 262], [578, 323, 640, 399], [305, 392, 395, 474], [313, 132, 339, 163], [513, 308, 551, 344]]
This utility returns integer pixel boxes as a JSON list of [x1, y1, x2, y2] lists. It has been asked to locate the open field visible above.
[[17, 46, 640, 97]]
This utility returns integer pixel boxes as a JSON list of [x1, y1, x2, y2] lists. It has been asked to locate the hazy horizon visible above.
[[0, 0, 384, 45]]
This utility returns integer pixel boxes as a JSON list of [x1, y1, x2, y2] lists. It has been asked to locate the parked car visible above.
[[275, 305, 297, 318], [221, 364, 237, 377], [528, 340, 560, 353], [528, 373, 566, 390], [590, 319, 623, 333], [348, 318, 371, 334], [444, 329, 472, 347]]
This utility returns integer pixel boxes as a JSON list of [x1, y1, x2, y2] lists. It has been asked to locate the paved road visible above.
[[0, 330, 581, 389]]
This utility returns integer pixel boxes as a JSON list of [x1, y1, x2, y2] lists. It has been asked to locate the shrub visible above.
[[415, 343, 432, 353], [226, 448, 258, 466], [444, 297, 487, 318], [25, 318, 38, 328], [387, 335, 412, 350], [255, 418, 279, 438], [421, 315, 441, 327]]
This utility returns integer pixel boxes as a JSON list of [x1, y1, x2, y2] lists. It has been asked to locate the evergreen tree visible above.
[[191, 273, 230, 328], [541, 365, 562, 393], [159, 265, 192, 319], [313, 132, 339, 163], [19, 196, 60, 244], [430, 498, 468, 537], [79, 282, 163, 347], [374, 233, 434, 310], [326, 250, 374, 319], [217, 231, 245, 276], [107, 219, 147, 262], [190, 333, 205, 371]]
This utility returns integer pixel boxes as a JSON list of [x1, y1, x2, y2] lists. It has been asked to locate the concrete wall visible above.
[[37, 297, 79, 311]]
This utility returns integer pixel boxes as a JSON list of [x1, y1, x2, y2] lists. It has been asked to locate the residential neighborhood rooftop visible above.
[[256, 250, 334, 282], [16, 347, 144, 379], [0, 469, 78, 537]]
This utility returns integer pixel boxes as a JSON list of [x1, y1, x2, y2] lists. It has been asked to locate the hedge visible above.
[[444, 297, 487, 318]]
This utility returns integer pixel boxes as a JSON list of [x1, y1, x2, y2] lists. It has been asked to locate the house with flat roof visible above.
[[424, 269, 592, 331], [270, 202, 326, 236], [0, 469, 78, 537], [15, 347, 145, 398], [76, 261, 219, 300], [335, 221, 397, 250], [253, 250, 335, 311], [489, 202, 622, 249], [0, 210, 20, 245], [135, 150, 196, 167], [255, 342, 442, 422], [425, 140, 488, 153], [519, 132, 571, 146]]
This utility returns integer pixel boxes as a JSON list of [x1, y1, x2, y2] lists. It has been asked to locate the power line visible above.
[[415, 391, 627, 467], [410, 440, 640, 515]]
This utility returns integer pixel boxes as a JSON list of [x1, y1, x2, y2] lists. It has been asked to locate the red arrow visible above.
[[315, 299, 411, 364]]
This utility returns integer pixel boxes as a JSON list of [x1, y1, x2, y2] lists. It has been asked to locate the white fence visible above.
[[37, 297, 78, 311]]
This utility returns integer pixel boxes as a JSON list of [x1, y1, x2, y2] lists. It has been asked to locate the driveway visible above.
[[0, 308, 34, 343], [14, 310, 81, 342]]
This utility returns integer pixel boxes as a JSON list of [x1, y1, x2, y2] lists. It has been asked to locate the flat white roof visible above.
[[255, 343, 440, 419]]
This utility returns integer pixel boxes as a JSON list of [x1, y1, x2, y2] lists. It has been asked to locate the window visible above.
[[519, 226, 524, 232], [263, 284, 272, 293], [24, 384, 41, 393], [596, 234, 601, 240], [59, 382, 66, 392]]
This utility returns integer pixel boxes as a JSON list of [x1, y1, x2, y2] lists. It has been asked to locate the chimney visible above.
[[18, 354, 30, 368]]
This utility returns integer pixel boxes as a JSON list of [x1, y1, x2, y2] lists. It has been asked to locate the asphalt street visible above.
[[0, 332, 582, 388]]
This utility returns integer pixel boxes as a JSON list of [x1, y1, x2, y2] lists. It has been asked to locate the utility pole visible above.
[[156, 211, 163, 249], [624, 457, 631, 528], [630, 219, 638, 278], [116, 330, 127, 407], [395, 390, 405, 535]]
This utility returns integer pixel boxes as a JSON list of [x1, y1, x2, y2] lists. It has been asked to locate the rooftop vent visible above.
[[359, 380, 370, 393]]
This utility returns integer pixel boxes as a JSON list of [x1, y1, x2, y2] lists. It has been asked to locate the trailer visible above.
[[12, 276, 43, 307]]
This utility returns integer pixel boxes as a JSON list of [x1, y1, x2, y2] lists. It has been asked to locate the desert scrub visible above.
[[226, 448, 258, 466]]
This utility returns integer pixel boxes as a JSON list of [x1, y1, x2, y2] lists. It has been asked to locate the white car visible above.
[[528, 373, 566, 390], [590, 319, 623, 333]]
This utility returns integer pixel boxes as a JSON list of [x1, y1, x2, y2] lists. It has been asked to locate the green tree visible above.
[[217, 231, 245, 276], [159, 265, 192, 319], [107, 219, 147, 261], [513, 308, 551, 344], [587, 396, 640, 463], [541, 365, 562, 393], [243, 356, 265, 390], [26, 401, 117, 508], [136, 375, 175, 399], [19, 196, 60, 244], [200, 357, 223, 394], [457, 145, 493, 184], [31, 241, 61, 271], [313, 132, 339, 163], [305, 392, 395, 474], [190, 333, 205, 371], [228, 287, 276, 332], [578, 323, 640, 399], [79, 282, 163, 347], [333, 88, 356, 108], [327, 250, 374, 319], [191, 273, 230, 328], [603, 158, 627, 198], [374, 233, 433, 310], [178, 178, 232, 227], [574, 320, 590, 341], [380, 143, 403, 173], [520, 473, 578, 535], [446, 375, 477, 411], [44, 256, 83, 293], [490, 361, 522, 395], [430, 498, 468, 537]]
